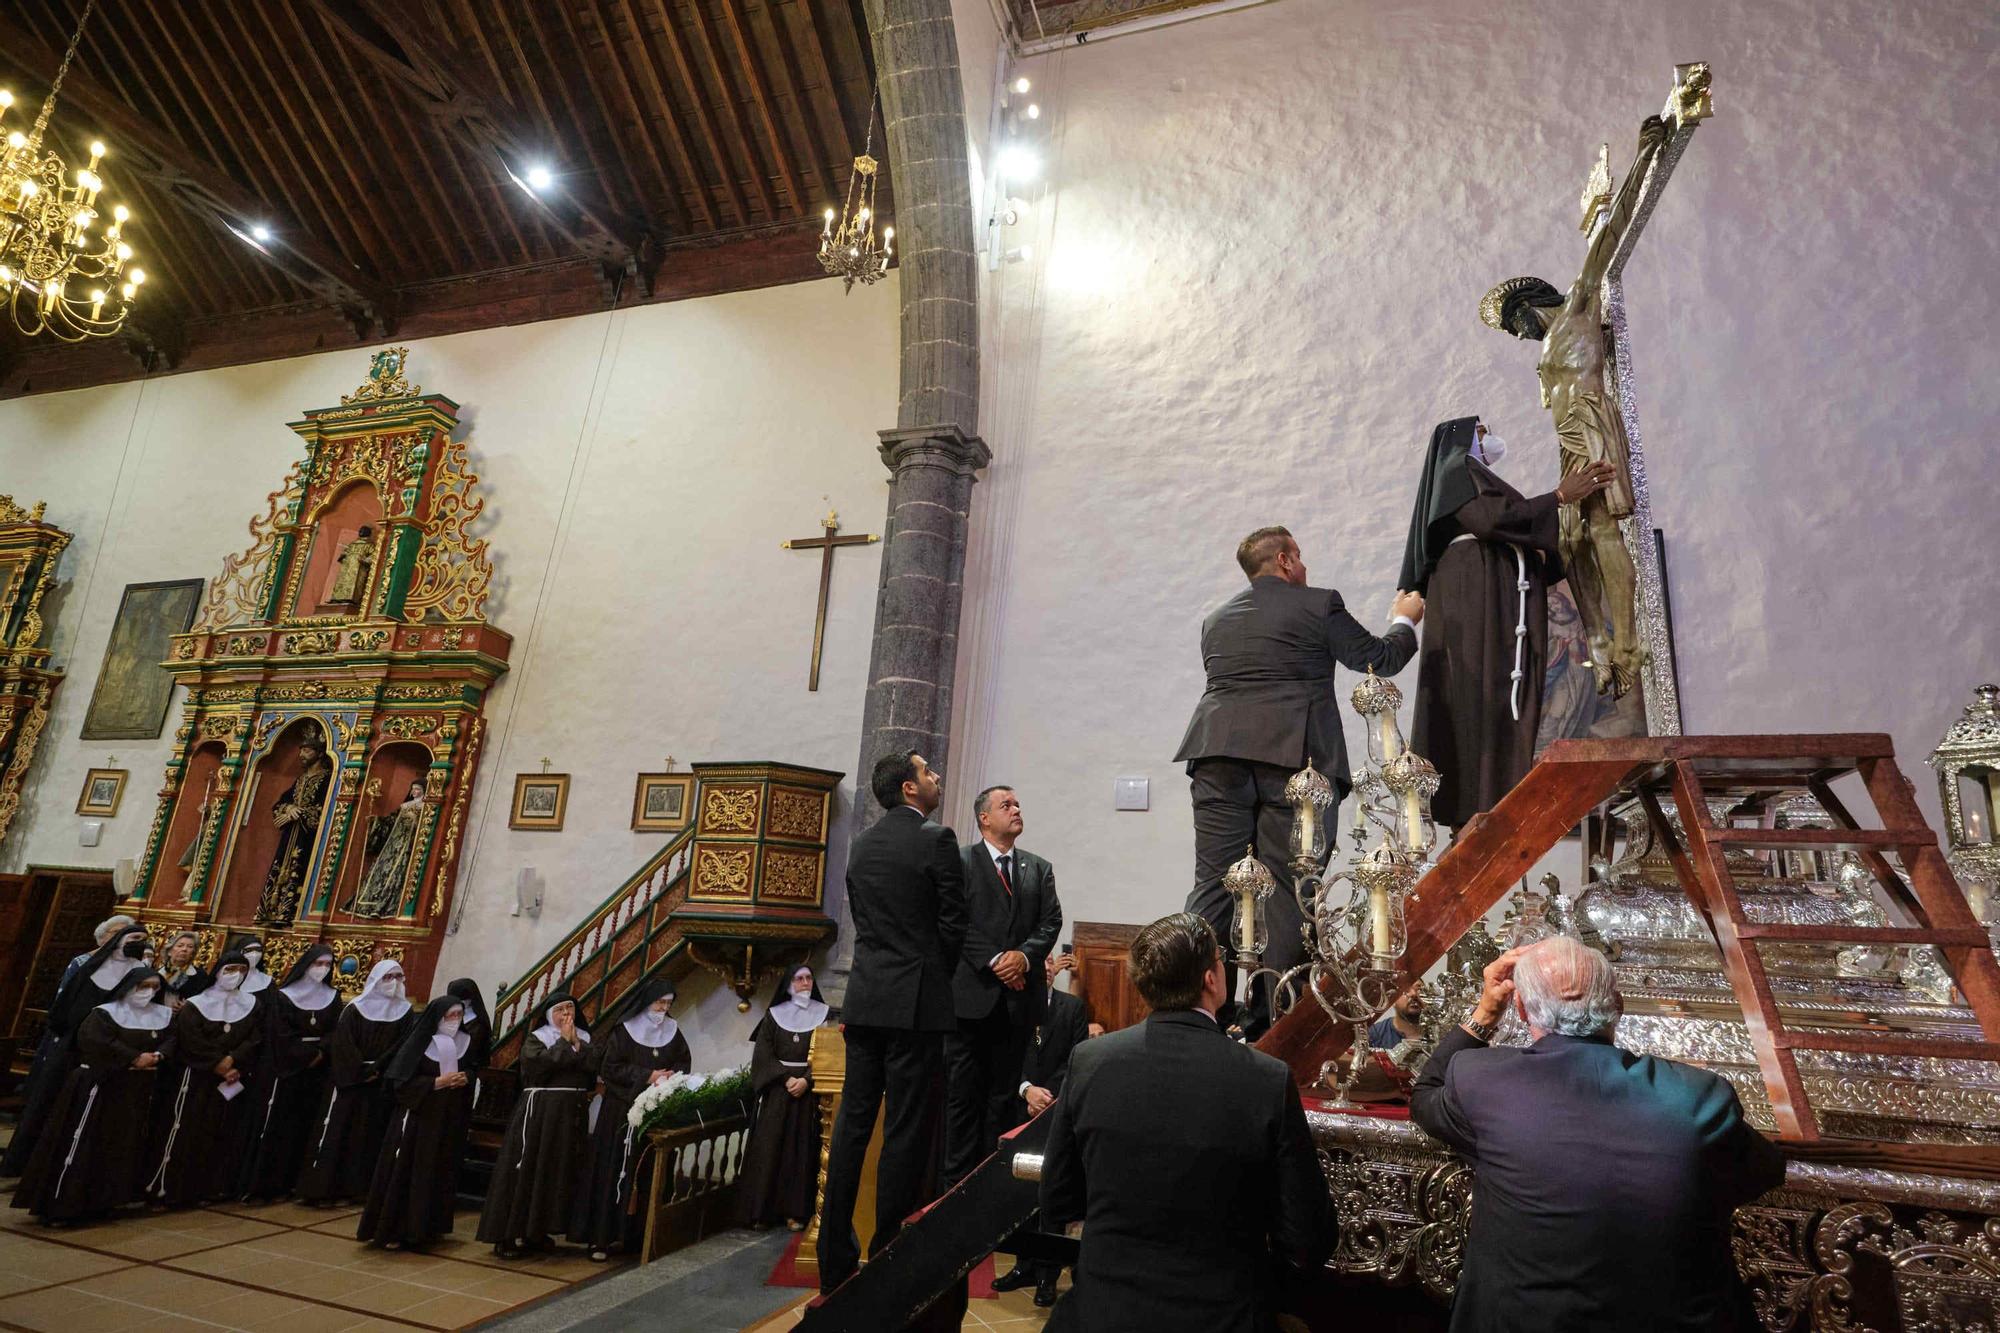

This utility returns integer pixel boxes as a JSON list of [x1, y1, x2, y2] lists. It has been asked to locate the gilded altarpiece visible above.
[[130, 350, 510, 995], [0, 498, 73, 853]]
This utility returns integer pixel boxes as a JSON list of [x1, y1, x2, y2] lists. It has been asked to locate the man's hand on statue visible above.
[[1393, 589, 1425, 624], [785, 1076, 809, 1098], [993, 950, 1030, 988], [1556, 461, 1618, 505], [1024, 1085, 1055, 1115], [1471, 948, 1523, 1029]]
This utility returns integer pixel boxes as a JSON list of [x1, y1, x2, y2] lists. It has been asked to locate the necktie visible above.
[[997, 854, 1014, 896]]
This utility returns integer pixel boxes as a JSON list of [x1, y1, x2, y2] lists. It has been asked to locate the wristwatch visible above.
[[1460, 1016, 1498, 1043]]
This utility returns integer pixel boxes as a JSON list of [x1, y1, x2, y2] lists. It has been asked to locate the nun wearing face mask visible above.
[[477, 991, 594, 1259], [739, 965, 830, 1230], [224, 933, 275, 997], [1399, 415, 1586, 830], [571, 978, 691, 1260], [147, 951, 265, 1207], [356, 996, 475, 1250], [11, 968, 174, 1222], [296, 959, 416, 1204], [0, 924, 153, 1177], [241, 944, 344, 1198]]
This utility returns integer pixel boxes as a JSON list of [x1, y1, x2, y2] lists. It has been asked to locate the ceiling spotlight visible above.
[[250, 224, 274, 243], [524, 163, 555, 192], [1026, 103, 1041, 120], [1013, 77, 1031, 95], [996, 145, 1039, 183]]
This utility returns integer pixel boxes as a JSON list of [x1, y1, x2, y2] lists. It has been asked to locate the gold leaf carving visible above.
[[701, 786, 760, 835], [761, 848, 822, 903], [695, 845, 755, 897], [194, 461, 305, 632], [284, 629, 342, 656], [400, 433, 492, 624], [768, 788, 826, 842]]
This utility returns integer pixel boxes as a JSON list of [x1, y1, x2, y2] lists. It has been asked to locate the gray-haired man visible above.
[[1412, 936, 1785, 1332]]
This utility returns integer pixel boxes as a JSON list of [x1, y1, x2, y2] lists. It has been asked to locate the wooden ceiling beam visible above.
[[720, 0, 818, 216], [585, 0, 695, 235], [0, 8, 387, 325], [645, 0, 754, 227], [308, 0, 652, 288], [432, 0, 541, 263], [530, 0, 639, 222], [613, 0, 722, 232], [683, 0, 781, 221], [761, 1, 840, 213]]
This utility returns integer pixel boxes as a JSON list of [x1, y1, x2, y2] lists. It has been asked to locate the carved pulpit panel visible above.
[[132, 349, 510, 994]]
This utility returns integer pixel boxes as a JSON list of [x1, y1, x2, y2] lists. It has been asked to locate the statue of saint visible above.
[[253, 733, 334, 927], [326, 526, 376, 606], [349, 780, 427, 918], [1482, 114, 1671, 698]]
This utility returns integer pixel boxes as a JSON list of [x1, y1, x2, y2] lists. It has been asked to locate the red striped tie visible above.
[[997, 854, 1014, 896]]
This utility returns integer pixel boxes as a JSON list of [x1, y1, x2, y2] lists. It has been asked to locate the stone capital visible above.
[[876, 423, 991, 478]]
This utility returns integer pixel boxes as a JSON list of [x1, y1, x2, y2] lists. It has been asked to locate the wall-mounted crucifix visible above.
[[782, 503, 879, 692]]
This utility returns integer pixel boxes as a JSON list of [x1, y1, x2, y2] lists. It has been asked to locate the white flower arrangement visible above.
[[627, 1062, 752, 1131]]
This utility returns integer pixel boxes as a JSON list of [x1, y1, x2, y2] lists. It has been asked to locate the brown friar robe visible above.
[[1410, 458, 1564, 828]]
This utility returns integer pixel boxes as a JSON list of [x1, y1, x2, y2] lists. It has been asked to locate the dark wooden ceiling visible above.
[[0, 0, 884, 397]]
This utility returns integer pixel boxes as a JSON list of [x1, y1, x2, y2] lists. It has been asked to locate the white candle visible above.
[[1404, 788, 1424, 850], [1376, 711, 1401, 763], [1370, 879, 1392, 956], [1969, 877, 1990, 925]]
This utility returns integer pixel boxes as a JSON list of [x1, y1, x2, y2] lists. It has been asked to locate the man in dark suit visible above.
[[944, 785, 1062, 1185], [992, 949, 1092, 1306], [816, 751, 969, 1292], [1175, 526, 1422, 1025], [1041, 913, 1332, 1332], [1412, 936, 1787, 1332]]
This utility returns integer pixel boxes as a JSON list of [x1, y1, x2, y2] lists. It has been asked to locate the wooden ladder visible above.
[[1644, 749, 2000, 1141]]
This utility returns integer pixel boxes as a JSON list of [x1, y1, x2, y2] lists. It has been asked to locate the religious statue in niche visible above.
[[253, 730, 335, 927], [176, 772, 218, 872], [326, 526, 376, 607], [1483, 114, 1672, 699], [348, 780, 426, 918]]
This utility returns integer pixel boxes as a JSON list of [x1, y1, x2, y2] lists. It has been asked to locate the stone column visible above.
[[851, 0, 985, 839]]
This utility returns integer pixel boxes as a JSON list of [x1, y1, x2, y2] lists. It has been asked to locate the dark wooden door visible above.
[[2, 868, 114, 1066], [1070, 920, 1150, 1034]]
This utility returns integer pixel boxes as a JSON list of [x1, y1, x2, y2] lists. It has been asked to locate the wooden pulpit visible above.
[[799, 1022, 884, 1272]]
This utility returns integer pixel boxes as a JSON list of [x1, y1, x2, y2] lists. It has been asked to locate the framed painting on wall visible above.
[[76, 768, 127, 817], [79, 579, 204, 740], [631, 773, 694, 832], [510, 773, 570, 831]]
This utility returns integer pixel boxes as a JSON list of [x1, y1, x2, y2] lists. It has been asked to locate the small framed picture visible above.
[[77, 767, 129, 817], [510, 774, 571, 831], [632, 773, 695, 832]]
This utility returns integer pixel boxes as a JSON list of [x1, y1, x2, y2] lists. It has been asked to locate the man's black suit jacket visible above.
[[1019, 988, 1088, 1102], [1041, 1009, 1332, 1332], [1411, 1026, 1787, 1333], [952, 842, 1062, 1021], [1173, 574, 1417, 793], [839, 805, 969, 1033]]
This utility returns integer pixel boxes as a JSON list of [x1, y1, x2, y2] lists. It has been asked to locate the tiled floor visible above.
[[0, 1199, 617, 1331], [736, 1253, 1065, 1332]]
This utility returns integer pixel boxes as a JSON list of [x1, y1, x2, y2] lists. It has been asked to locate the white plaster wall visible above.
[[949, 0, 2000, 934], [0, 276, 899, 1056]]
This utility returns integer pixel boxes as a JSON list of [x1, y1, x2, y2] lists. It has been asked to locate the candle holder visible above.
[[1222, 843, 1277, 974]]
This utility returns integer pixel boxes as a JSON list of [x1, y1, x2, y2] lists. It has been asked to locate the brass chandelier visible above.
[[0, 0, 145, 341], [818, 98, 892, 292]]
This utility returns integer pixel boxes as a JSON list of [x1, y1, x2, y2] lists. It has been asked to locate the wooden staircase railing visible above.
[[1259, 733, 2000, 1142], [489, 825, 697, 1068]]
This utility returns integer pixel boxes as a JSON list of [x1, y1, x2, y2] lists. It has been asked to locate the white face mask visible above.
[[131, 987, 160, 1006], [244, 950, 262, 967], [438, 1017, 461, 1036], [649, 1001, 673, 1021], [1475, 429, 1507, 467], [217, 970, 246, 992], [460, 1007, 478, 1024], [379, 976, 404, 998], [307, 963, 331, 984]]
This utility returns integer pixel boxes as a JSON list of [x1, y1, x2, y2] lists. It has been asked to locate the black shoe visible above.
[[1033, 1271, 1059, 1307], [990, 1262, 1034, 1293]]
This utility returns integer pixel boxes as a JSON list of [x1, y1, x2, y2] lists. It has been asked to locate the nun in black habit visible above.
[[242, 944, 344, 1198], [1399, 416, 1608, 828], [147, 951, 264, 1208], [11, 968, 173, 1223], [296, 959, 415, 1204], [442, 978, 491, 1189], [572, 977, 692, 1261], [225, 932, 276, 999], [477, 991, 594, 1258], [1, 923, 151, 1176], [357, 996, 475, 1249], [739, 964, 829, 1229]]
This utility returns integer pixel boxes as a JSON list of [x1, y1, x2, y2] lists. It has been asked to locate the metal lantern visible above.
[[1932, 684, 2000, 923], [1222, 843, 1277, 964], [1352, 670, 1407, 769], [1285, 761, 1336, 870]]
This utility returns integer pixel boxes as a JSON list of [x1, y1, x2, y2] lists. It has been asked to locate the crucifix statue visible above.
[[782, 504, 879, 691], [1481, 63, 1711, 731]]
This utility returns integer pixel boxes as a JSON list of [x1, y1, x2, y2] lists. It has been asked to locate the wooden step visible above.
[[1735, 923, 1993, 946], [1704, 827, 1926, 850], [1776, 1031, 2000, 1062]]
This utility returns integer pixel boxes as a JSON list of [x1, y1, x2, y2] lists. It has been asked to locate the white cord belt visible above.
[[1448, 534, 1531, 722]]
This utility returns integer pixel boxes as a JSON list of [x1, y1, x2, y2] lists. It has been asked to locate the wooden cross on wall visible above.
[[783, 504, 878, 691]]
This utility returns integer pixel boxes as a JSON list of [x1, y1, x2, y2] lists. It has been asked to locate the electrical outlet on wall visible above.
[[1114, 777, 1150, 811], [79, 820, 104, 847]]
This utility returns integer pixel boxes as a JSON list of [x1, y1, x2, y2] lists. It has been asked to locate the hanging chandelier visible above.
[[817, 98, 892, 292], [0, 0, 144, 341]]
